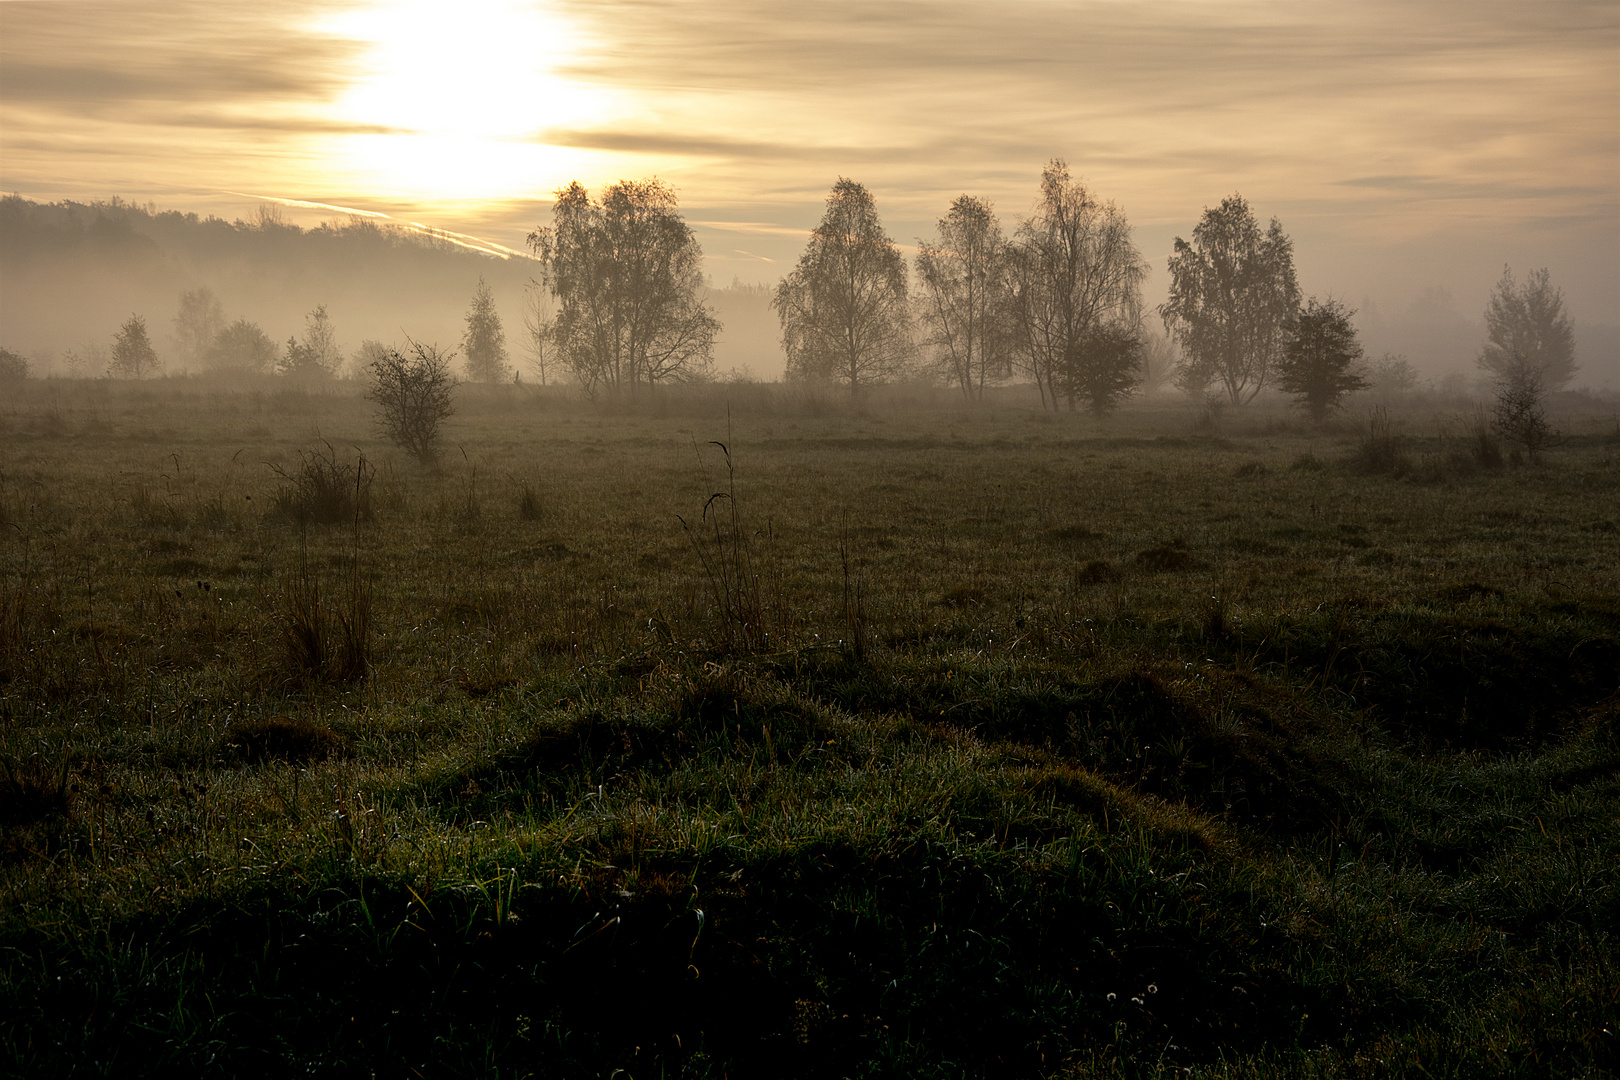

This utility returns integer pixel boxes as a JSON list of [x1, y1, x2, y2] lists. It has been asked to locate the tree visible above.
[[109, 314, 160, 378], [1161, 195, 1299, 405], [1491, 352, 1552, 459], [915, 195, 1011, 400], [173, 287, 225, 369], [1366, 352, 1420, 398], [527, 178, 718, 396], [520, 279, 555, 385], [1275, 297, 1369, 420], [773, 178, 913, 395], [279, 305, 340, 380], [1479, 266, 1576, 389], [1006, 161, 1148, 413], [462, 276, 511, 383], [206, 318, 278, 374], [366, 340, 457, 464]]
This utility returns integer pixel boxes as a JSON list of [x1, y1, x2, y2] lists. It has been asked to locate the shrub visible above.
[[0, 348, 29, 383], [367, 341, 457, 464], [1357, 407, 1412, 476], [1491, 353, 1553, 460]]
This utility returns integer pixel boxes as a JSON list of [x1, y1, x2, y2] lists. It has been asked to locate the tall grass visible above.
[[0, 379, 1615, 1076], [679, 440, 774, 654]]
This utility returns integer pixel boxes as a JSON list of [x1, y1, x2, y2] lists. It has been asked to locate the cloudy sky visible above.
[[2, 0, 1616, 322]]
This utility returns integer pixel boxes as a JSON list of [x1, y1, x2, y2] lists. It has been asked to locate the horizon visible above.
[[2, 0, 1616, 377]]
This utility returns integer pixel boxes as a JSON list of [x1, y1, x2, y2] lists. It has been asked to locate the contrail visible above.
[[224, 192, 391, 219]]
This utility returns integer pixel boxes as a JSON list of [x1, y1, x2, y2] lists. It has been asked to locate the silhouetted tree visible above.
[[1161, 195, 1299, 405], [366, 340, 457, 464], [206, 318, 278, 374], [1276, 297, 1368, 420], [109, 314, 160, 378], [462, 275, 511, 383], [528, 178, 717, 396], [916, 195, 1011, 400], [279, 305, 340, 380], [774, 178, 912, 395], [1479, 266, 1576, 389], [173, 287, 225, 369], [1007, 161, 1147, 413]]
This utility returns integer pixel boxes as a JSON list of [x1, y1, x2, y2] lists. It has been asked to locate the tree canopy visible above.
[[1161, 195, 1299, 405], [528, 178, 718, 396], [774, 178, 912, 395], [1007, 161, 1147, 413], [1479, 266, 1576, 390], [207, 318, 278, 374], [915, 195, 1011, 400], [1275, 297, 1368, 420]]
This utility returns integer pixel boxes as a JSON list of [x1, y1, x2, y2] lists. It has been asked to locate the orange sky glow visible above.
[[2, 0, 1616, 323]]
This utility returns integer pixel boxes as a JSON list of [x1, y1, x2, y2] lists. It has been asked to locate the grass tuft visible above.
[[221, 715, 343, 765]]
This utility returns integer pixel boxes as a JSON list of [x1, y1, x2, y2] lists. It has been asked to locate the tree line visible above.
[[75, 275, 513, 386], [521, 162, 1579, 417], [2, 170, 1579, 425]]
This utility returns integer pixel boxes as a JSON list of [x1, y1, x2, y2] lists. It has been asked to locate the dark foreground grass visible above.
[[1, 378, 1617, 1077]]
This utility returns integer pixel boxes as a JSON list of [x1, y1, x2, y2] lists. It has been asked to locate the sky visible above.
[[2, 0, 1617, 342]]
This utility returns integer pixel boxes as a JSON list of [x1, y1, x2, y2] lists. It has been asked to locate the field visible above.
[[1, 378, 1616, 1077]]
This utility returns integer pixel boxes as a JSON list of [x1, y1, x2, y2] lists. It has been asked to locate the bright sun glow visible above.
[[318, 0, 612, 202]]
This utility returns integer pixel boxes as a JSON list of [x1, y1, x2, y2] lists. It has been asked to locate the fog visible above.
[[4, 193, 1614, 392], [0, 196, 788, 383]]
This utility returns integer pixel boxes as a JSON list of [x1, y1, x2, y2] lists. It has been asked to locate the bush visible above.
[[0, 348, 29, 383], [367, 341, 457, 464], [1491, 354, 1553, 460], [1357, 407, 1412, 476]]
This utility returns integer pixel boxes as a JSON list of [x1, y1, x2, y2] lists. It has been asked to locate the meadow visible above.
[[1, 377, 1616, 1077]]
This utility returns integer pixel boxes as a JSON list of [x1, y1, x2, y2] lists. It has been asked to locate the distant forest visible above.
[[0, 195, 782, 381]]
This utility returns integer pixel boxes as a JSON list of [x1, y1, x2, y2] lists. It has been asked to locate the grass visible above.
[[0, 376, 1616, 1077]]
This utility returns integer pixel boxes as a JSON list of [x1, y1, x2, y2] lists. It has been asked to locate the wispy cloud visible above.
[[0, 0, 1613, 311]]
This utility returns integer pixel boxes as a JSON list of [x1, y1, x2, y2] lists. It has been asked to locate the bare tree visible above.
[[527, 178, 718, 397], [173, 287, 225, 370], [1366, 352, 1420, 399], [774, 178, 913, 395], [915, 195, 1011, 400], [1007, 161, 1148, 413], [1161, 195, 1299, 405], [1139, 328, 1180, 394], [462, 275, 511, 383], [520, 278, 556, 385], [1479, 266, 1577, 389], [109, 314, 160, 378], [366, 340, 457, 464]]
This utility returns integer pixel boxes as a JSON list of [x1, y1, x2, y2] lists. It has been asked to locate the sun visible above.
[[317, 0, 613, 202]]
